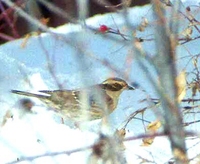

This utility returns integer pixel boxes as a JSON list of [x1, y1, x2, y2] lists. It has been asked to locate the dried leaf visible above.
[[115, 128, 126, 139], [20, 34, 31, 48], [138, 26, 145, 32], [141, 18, 148, 27], [181, 27, 193, 39], [40, 17, 50, 25], [173, 148, 188, 161], [1, 110, 13, 127], [147, 120, 162, 132], [176, 71, 186, 102], [20, 32, 40, 48], [191, 83, 199, 97], [192, 57, 198, 68], [134, 40, 142, 51], [141, 137, 154, 146], [140, 120, 161, 146], [138, 17, 148, 32], [192, 87, 197, 97], [115, 128, 126, 150], [189, 21, 200, 26]]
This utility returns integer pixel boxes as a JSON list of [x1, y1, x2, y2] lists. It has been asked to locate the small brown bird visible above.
[[11, 78, 134, 121]]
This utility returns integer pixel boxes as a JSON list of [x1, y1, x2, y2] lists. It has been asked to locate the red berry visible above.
[[99, 25, 109, 33]]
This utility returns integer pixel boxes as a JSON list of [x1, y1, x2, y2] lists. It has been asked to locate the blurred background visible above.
[[0, 0, 149, 44]]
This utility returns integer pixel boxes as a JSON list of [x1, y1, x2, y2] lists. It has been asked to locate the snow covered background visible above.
[[1, 0, 200, 163]]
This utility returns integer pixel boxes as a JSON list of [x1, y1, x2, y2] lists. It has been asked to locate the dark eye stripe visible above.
[[103, 83, 123, 91]]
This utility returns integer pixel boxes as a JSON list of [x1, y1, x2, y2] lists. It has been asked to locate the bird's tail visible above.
[[11, 90, 49, 99]]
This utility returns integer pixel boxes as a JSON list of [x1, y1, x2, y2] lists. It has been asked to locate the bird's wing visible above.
[[11, 90, 50, 99], [39, 90, 62, 94], [39, 90, 81, 104]]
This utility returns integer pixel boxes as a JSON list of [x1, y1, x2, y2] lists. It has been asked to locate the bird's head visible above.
[[98, 77, 134, 110], [101, 78, 134, 91]]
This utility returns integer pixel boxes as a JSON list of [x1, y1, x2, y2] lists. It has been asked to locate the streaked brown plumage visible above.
[[11, 78, 134, 121]]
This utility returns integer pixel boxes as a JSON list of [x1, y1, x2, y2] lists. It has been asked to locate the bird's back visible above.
[[40, 88, 110, 120]]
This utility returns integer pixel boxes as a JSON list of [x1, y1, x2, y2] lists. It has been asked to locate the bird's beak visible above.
[[127, 85, 135, 90]]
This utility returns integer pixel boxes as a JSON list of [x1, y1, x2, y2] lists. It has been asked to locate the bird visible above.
[[11, 78, 134, 121]]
